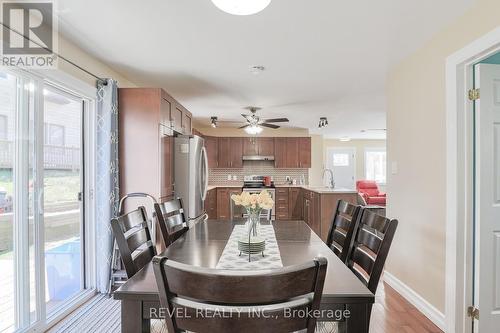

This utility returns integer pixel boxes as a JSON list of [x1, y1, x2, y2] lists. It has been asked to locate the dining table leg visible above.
[[121, 300, 150, 333], [337, 303, 370, 333]]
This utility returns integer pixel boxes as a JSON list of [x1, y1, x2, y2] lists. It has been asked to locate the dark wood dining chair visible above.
[[110, 206, 156, 278], [347, 209, 398, 295], [154, 198, 189, 247], [153, 256, 328, 333], [325, 200, 361, 263]]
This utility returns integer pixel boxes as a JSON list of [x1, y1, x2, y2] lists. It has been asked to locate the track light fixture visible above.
[[210, 116, 218, 128], [318, 117, 328, 128]]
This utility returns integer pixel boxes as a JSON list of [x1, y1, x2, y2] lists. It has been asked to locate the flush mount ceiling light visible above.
[[339, 137, 351, 142], [244, 124, 263, 135], [210, 116, 218, 128], [211, 0, 271, 16], [318, 117, 328, 128]]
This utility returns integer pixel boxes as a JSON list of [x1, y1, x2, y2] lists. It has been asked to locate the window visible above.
[[333, 153, 350, 166], [365, 148, 386, 184], [0, 114, 7, 140], [44, 123, 65, 146]]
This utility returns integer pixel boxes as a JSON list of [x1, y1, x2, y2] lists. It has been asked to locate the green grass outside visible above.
[[0, 169, 80, 203]]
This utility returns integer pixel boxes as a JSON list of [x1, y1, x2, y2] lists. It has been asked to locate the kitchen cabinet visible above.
[[217, 188, 230, 219], [258, 137, 274, 156], [216, 188, 241, 219], [298, 137, 312, 168], [285, 138, 299, 168], [218, 137, 243, 168], [274, 138, 287, 168], [205, 188, 217, 219], [159, 132, 174, 202], [205, 136, 218, 168], [289, 187, 302, 219], [302, 190, 320, 235], [276, 187, 290, 220], [243, 137, 259, 156], [172, 105, 183, 133], [274, 137, 310, 168], [243, 137, 275, 156]]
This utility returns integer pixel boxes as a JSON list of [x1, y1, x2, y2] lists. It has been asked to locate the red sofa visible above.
[[356, 180, 386, 206]]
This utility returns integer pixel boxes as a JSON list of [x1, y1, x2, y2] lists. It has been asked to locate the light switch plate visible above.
[[227, 175, 232, 180], [391, 161, 398, 175], [232, 175, 237, 181]]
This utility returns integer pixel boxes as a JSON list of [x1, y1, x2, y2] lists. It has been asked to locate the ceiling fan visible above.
[[238, 107, 289, 134]]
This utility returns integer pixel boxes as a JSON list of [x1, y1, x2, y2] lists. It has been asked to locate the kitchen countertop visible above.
[[208, 184, 357, 194]]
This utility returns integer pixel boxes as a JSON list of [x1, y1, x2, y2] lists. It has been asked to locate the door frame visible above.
[[6, 68, 99, 332], [325, 147, 357, 188], [445, 27, 500, 333]]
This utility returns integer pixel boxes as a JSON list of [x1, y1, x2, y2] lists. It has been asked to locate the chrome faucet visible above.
[[322, 168, 335, 189]]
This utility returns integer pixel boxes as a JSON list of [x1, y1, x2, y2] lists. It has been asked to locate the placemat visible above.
[[216, 224, 283, 270]]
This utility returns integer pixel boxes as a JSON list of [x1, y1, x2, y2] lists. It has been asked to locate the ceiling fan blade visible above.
[[238, 124, 250, 129], [262, 118, 289, 123], [260, 123, 280, 129], [241, 113, 252, 119]]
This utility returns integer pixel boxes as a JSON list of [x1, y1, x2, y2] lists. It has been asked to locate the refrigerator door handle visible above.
[[201, 146, 209, 201]]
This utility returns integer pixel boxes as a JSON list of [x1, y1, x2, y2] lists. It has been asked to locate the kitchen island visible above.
[[206, 185, 358, 241]]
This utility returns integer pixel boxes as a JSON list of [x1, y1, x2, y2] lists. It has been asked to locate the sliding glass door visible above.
[[0, 70, 90, 332]]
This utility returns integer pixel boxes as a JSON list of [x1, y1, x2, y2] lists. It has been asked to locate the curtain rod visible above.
[[1, 22, 107, 85]]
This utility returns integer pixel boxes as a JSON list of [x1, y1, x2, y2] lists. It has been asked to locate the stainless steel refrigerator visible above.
[[174, 135, 208, 225]]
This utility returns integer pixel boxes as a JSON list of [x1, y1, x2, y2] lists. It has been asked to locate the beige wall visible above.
[[57, 36, 136, 87], [323, 139, 386, 188], [386, 0, 500, 314]]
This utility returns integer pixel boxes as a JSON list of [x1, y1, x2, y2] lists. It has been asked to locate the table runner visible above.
[[216, 224, 283, 270]]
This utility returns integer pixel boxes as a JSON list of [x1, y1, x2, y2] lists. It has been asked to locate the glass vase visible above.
[[246, 208, 261, 237]]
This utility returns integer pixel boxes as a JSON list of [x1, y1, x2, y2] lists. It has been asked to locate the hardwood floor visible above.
[[370, 281, 443, 333], [48, 280, 442, 332]]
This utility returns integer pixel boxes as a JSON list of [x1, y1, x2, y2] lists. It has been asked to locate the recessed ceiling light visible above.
[[249, 65, 265, 74], [340, 137, 351, 142], [211, 0, 271, 16]]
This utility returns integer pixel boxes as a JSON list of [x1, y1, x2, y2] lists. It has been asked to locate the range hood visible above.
[[242, 155, 275, 161]]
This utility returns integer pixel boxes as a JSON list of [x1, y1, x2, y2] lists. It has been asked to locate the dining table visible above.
[[113, 219, 375, 333]]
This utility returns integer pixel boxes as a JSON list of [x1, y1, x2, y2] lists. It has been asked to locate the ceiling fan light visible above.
[[244, 124, 263, 135], [211, 0, 271, 16]]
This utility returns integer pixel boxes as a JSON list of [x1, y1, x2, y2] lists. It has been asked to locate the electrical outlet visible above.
[[232, 175, 237, 181], [227, 175, 232, 180]]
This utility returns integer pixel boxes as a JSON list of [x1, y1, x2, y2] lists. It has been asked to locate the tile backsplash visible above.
[[209, 161, 309, 185]]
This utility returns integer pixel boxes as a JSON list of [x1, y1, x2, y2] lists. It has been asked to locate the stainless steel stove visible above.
[[241, 175, 276, 220]]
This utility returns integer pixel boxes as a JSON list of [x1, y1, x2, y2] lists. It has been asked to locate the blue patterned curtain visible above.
[[95, 79, 119, 292]]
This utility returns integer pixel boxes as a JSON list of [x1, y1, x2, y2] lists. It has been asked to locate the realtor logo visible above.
[[1, 0, 58, 68]]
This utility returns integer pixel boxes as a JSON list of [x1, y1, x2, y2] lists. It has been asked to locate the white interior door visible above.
[[474, 63, 500, 332], [326, 148, 356, 189]]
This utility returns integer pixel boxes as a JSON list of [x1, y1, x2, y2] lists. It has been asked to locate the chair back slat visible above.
[[325, 200, 361, 263], [126, 226, 152, 253], [154, 198, 189, 247], [153, 257, 328, 333], [356, 225, 383, 254], [347, 209, 398, 294], [111, 206, 156, 278]]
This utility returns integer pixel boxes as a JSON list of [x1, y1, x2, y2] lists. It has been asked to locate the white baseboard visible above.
[[383, 271, 446, 332]]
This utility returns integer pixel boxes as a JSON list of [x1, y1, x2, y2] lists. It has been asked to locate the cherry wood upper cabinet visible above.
[[274, 138, 287, 168], [285, 138, 299, 168], [182, 109, 192, 135], [258, 137, 274, 156], [298, 137, 312, 168], [242, 137, 259, 156], [205, 136, 218, 168], [217, 137, 231, 168], [229, 137, 243, 168]]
